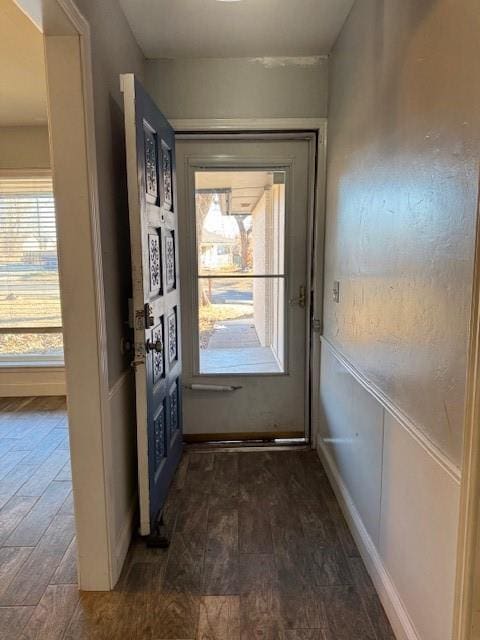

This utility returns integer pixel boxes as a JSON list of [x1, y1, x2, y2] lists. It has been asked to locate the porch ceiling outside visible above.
[[196, 171, 270, 217]]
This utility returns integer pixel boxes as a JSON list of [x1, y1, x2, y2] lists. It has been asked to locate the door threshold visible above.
[[183, 431, 305, 444], [185, 437, 309, 452]]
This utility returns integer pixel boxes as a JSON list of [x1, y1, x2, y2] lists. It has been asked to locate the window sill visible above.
[[0, 361, 65, 370], [0, 364, 66, 396]]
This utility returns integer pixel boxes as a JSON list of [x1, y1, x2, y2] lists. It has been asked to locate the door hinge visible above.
[[312, 318, 322, 333]]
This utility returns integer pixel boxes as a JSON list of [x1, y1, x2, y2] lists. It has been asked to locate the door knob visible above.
[[146, 338, 163, 353], [289, 285, 306, 308]]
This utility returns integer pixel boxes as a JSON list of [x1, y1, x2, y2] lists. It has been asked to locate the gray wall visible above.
[[324, 0, 480, 466], [0, 126, 50, 169], [74, 0, 145, 387], [145, 57, 328, 119]]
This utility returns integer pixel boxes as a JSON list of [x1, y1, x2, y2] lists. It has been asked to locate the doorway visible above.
[[0, 0, 77, 607], [10, 0, 126, 590], [176, 134, 317, 442]]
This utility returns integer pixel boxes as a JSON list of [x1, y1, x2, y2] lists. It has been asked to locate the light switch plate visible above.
[[333, 280, 340, 303]]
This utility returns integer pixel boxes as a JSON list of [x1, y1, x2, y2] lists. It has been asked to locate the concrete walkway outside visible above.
[[201, 318, 281, 373]]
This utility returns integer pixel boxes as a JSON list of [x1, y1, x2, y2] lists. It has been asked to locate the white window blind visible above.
[[0, 176, 64, 365]]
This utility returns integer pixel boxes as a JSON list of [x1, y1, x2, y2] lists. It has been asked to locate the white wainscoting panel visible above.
[[380, 412, 460, 640], [107, 370, 137, 584], [319, 345, 384, 545], [318, 339, 461, 640]]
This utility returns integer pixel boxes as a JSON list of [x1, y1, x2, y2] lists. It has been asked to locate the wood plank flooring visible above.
[[0, 396, 396, 639]]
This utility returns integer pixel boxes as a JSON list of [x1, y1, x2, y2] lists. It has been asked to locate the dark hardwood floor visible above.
[[0, 396, 395, 639]]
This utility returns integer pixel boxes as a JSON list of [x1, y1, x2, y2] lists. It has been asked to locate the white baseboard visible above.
[[0, 367, 66, 397], [316, 440, 420, 640]]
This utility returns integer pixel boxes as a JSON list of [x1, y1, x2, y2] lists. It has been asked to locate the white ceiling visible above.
[[0, 0, 47, 126], [119, 0, 355, 59]]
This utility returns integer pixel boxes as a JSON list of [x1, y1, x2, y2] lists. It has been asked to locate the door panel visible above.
[[176, 136, 314, 439], [122, 74, 182, 535]]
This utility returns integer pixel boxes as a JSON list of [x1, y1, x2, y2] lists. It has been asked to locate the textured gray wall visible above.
[[74, 0, 145, 386], [324, 0, 480, 466], [145, 57, 328, 119]]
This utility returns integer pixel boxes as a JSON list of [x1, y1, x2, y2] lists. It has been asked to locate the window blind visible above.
[[0, 176, 63, 363]]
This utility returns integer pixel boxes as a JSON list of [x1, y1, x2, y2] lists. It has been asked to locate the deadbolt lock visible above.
[[146, 338, 163, 354]]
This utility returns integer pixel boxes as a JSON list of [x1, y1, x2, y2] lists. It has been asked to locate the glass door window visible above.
[[195, 170, 286, 374]]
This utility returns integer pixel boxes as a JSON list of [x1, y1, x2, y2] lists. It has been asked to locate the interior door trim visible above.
[[171, 118, 327, 138], [36, 1, 116, 590], [175, 128, 325, 444]]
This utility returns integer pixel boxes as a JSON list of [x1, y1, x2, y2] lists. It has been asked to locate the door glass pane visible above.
[[195, 170, 285, 276], [198, 277, 285, 374]]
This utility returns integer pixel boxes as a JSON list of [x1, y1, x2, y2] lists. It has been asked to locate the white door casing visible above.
[[176, 134, 317, 439]]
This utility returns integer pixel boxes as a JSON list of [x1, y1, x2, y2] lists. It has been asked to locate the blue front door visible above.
[[122, 74, 183, 536]]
